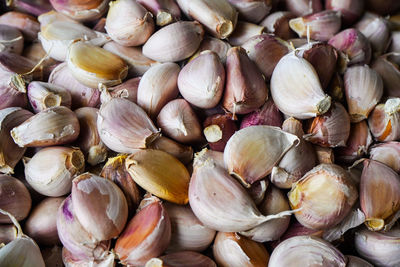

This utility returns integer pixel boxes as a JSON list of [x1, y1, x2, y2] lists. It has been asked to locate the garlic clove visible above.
[[62, 247, 115, 267], [0, 24, 24, 55], [103, 41, 156, 78], [288, 163, 358, 230], [106, 0, 154, 47], [38, 20, 110, 61], [314, 145, 335, 164], [49, 0, 109, 22], [335, 121, 373, 164], [355, 226, 400, 267], [192, 36, 231, 64], [0, 52, 42, 81], [0, 11, 39, 41], [27, 81, 72, 113], [146, 251, 216, 267], [0, 175, 31, 223], [247, 178, 268, 205], [304, 102, 351, 148], [157, 99, 203, 144], [325, 0, 364, 26], [241, 34, 291, 81], [178, 50, 225, 109], [271, 117, 317, 189], [224, 125, 299, 187], [24, 146, 85, 197], [125, 149, 190, 204], [97, 97, 160, 153], [360, 159, 400, 231], [355, 12, 391, 57], [368, 98, 400, 142], [372, 53, 400, 98], [6, 0, 53, 17], [328, 28, 372, 66], [66, 41, 128, 89], [0, 224, 17, 245], [57, 196, 111, 261], [369, 141, 400, 173], [100, 154, 141, 216], [137, 62, 180, 119], [271, 51, 331, 119], [222, 46, 268, 115], [213, 232, 269, 267], [0, 107, 33, 174], [137, 0, 181, 27], [38, 10, 79, 26], [227, 21, 264, 47], [240, 185, 290, 242], [0, 70, 29, 110], [289, 10, 341, 42], [71, 173, 128, 241], [227, 0, 272, 23], [284, 0, 323, 17], [143, 21, 204, 62], [176, 0, 238, 39], [269, 236, 346, 267], [240, 98, 283, 129], [164, 202, 216, 253], [24, 197, 65, 246], [107, 77, 140, 103], [148, 136, 193, 165], [260, 11, 296, 40], [11, 106, 80, 147], [115, 196, 171, 266], [366, 0, 400, 16], [389, 31, 400, 53], [203, 113, 237, 152], [344, 65, 383, 122]]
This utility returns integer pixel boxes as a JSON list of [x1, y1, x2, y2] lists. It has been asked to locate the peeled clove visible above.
[[27, 81, 71, 113], [0, 175, 31, 223], [271, 117, 316, 189], [71, 173, 128, 241], [260, 11, 296, 40], [24, 197, 64, 246], [241, 34, 291, 80], [39, 20, 110, 61], [335, 121, 373, 163], [360, 159, 400, 231], [269, 236, 346, 267], [0, 107, 33, 174], [137, 0, 181, 26], [227, 0, 272, 23], [228, 21, 264, 46], [103, 41, 156, 77], [148, 136, 193, 165], [368, 98, 400, 142], [224, 125, 299, 186], [176, 0, 238, 39], [0, 24, 24, 55], [355, 12, 391, 57], [240, 185, 290, 242], [100, 154, 141, 214], [289, 10, 341, 42], [11, 106, 80, 147], [178, 50, 225, 109], [213, 232, 270, 267], [115, 196, 171, 266], [125, 149, 190, 204], [271, 51, 331, 119], [240, 98, 283, 129], [288, 163, 358, 230], [137, 63, 180, 119], [222, 47, 268, 115], [369, 142, 400, 173], [107, 77, 140, 103], [164, 202, 216, 253], [325, 0, 364, 25], [157, 99, 203, 144], [193, 36, 231, 63], [146, 251, 216, 267], [66, 41, 128, 89], [355, 226, 400, 267], [143, 21, 204, 62], [48, 62, 101, 109], [328, 28, 372, 66], [24, 146, 85, 197], [49, 0, 109, 21], [106, 0, 154, 46], [284, 0, 323, 17], [0, 11, 39, 41], [344, 65, 383, 122], [203, 113, 237, 152], [372, 53, 400, 97], [97, 97, 160, 153], [304, 102, 351, 148]]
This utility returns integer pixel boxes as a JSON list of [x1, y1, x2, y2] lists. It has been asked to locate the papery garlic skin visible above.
[[194, 36, 231, 63], [271, 51, 331, 119], [269, 236, 346, 267], [224, 125, 299, 186], [105, 0, 154, 47], [24, 147, 85, 197], [260, 11, 296, 40], [368, 98, 400, 142], [62, 247, 115, 267], [213, 232, 269, 267]]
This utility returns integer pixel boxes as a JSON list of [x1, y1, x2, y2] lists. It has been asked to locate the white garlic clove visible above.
[[137, 0, 181, 27], [27, 81, 72, 113], [49, 0, 109, 22], [369, 141, 400, 173]]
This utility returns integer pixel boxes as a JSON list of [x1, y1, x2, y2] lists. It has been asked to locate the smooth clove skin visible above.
[[260, 11, 296, 40], [0, 224, 17, 245], [49, 0, 109, 22], [0, 24, 24, 55], [346, 255, 374, 267], [284, 0, 323, 16], [148, 136, 194, 165], [227, 21, 265, 46], [146, 251, 216, 267], [203, 113, 237, 152], [137, 0, 181, 26], [227, 0, 272, 23], [107, 77, 140, 103], [240, 98, 283, 129], [27, 81, 72, 113], [325, 0, 364, 25], [0, 11, 40, 41], [193, 36, 231, 63], [372, 53, 400, 97], [369, 142, 400, 173]]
